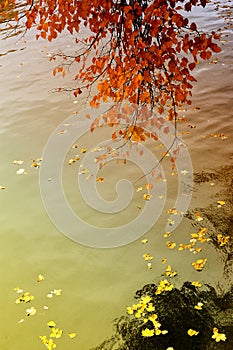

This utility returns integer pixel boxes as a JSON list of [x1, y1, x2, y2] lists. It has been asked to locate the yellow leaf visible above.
[[142, 328, 154, 337], [47, 321, 56, 328], [141, 239, 148, 244], [96, 177, 104, 182], [143, 193, 152, 201], [37, 274, 44, 282], [136, 186, 143, 192], [143, 253, 153, 261], [26, 307, 37, 316], [217, 200, 225, 206], [212, 327, 226, 342], [194, 302, 203, 310], [192, 258, 207, 271], [188, 329, 199, 336], [192, 281, 202, 288], [166, 241, 176, 249], [68, 332, 77, 339]]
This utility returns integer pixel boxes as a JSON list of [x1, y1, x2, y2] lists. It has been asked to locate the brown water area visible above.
[[0, 1, 232, 350]]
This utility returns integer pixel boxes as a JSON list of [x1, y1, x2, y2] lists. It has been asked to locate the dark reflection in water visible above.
[[92, 164, 233, 350], [92, 282, 233, 350]]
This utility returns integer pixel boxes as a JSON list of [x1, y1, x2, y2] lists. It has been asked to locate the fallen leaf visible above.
[[96, 177, 104, 182], [37, 274, 44, 282], [68, 332, 77, 339], [47, 320, 56, 328], [143, 253, 153, 261], [13, 160, 24, 165], [26, 307, 37, 316], [136, 187, 143, 192], [57, 129, 67, 134], [16, 168, 26, 175], [192, 281, 202, 288], [192, 258, 207, 271], [143, 194, 152, 201], [188, 329, 199, 336], [166, 241, 176, 249]]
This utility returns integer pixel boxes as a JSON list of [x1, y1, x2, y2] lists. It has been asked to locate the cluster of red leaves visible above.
[[1, 0, 221, 143]]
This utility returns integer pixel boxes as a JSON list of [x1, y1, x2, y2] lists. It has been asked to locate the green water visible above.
[[0, 1, 232, 349]]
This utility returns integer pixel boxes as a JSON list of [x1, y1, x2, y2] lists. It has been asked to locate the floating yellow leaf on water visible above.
[[15, 291, 34, 304], [68, 332, 77, 339], [126, 306, 134, 315], [194, 302, 203, 310], [141, 238, 148, 244], [166, 208, 180, 215], [16, 168, 26, 175], [217, 234, 230, 247], [37, 274, 44, 282], [192, 258, 207, 271], [81, 147, 86, 153], [166, 241, 176, 249], [212, 327, 226, 342], [156, 279, 173, 294], [13, 160, 24, 165], [0, 185, 6, 190], [50, 327, 63, 338], [18, 318, 24, 323], [147, 262, 152, 269], [47, 289, 62, 298], [69, 155, 80, 165], [192, 281, 202, 288], [136, 186, 143, 192], [26, 306, 37, 316], [57, 129, 67, 134], [141, 295, 152, 304], [164, 232, 171, 238], [136, 204, 142, 210], [210, 133, 228, 140], [162, 258, 167, 264], [80, 168, 89, 174], [165, 265, 177, 277], [188, 329, 199, 336], [142, 328, 154, 337], [217, 200, 225, 206], [167, 218, 175, 226], [72, 144, 78, 148], [143, 193, 152, 200], [39, 335, 56, 349], [47, 321, 56, 328], [14, 287, 23, 293], [96, 177, 104, 182], [143, 253, 153, 261], [146, 303, 155, 312]]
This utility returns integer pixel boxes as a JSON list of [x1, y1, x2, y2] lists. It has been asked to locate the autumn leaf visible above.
[[96, 177, 104, 182], [192, 258, 207, 271], [188, 329, 199, 336]]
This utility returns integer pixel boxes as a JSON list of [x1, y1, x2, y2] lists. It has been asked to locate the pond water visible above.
[[0, 1, 232, 349]]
